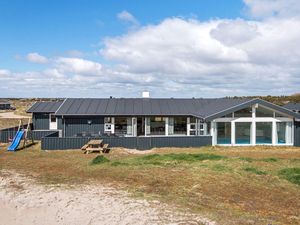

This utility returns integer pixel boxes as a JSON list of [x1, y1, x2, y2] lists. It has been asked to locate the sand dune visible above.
[[0, 171, 215, 225]]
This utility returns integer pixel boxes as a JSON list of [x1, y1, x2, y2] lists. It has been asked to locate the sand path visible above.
[[0, 171, 215, 225]]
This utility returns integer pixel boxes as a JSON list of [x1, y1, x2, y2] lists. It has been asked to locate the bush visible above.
[[278, 168, 300, 185], [90, 155, 110, 165]]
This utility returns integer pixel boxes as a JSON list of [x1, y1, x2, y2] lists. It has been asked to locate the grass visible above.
[[279, 168, 300, 185], [90, 155, 110, 165], [1, 144, 300, 225], [243, 167, 267, 175]]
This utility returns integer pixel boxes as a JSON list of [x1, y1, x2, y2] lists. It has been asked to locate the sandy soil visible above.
[[0, 171, 215, 225], [0, 112, 30, 119]]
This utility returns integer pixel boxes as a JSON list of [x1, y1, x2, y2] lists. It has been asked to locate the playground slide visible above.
[[7, 130, 25, 151]]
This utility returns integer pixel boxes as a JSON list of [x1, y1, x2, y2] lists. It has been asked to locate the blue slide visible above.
[[7, 130, 25, 151]]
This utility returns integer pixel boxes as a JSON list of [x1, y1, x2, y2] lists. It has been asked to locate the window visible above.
[[198, 123, 205, 135], [114, 117, 132, 136], [104, 117, 112, 123], [256, 106, 274, 117], [188, 117, 197, 135], [256, 122, 272, 144], [150, 117, 165, 135], [276, 122, 292, 144], [217, 122, 231, 144], [221, 113, 233, 118], [168, 117, 187, 135], [234, 107, 252, 117], [235, 122, 251, 144], [50, 114, 56, 123]]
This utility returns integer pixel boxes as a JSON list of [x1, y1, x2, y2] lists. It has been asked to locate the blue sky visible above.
[[0, 0, 300, 98]]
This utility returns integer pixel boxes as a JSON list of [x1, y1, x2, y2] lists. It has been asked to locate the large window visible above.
[[217, 122, 231, 144], [150, 117, 165, 135], [168, 117, 187, 135], [115, 117, 132, 136], [234, 107, 252, 117], [256, 106, 274, 117], [276, 122, 292, 144], [236, 122, 251, 144], [256, 122, 272, 144]]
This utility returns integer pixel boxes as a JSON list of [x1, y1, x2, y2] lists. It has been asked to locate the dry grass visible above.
[[0, 144, 299, 224]]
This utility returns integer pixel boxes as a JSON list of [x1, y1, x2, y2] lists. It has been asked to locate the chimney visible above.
[[142, 91, 150, 98]]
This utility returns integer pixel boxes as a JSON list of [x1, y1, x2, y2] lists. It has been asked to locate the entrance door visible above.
[[137, 117, 144, 136], [49, 114, 57, 130]]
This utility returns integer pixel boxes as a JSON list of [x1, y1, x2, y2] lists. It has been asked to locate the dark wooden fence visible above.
[[0, 125, 59, 143], [41, 135, 212, 150]]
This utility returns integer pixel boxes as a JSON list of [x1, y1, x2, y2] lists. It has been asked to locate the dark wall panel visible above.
[[33, 113, 49, 130], [41, 136, 212, 150], [64, 116, 104, 137], [295, 121, 300, 147]]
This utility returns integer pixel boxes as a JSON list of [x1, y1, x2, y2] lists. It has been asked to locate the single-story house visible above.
[[27, 97, 300, 149], [284, 103, 300, 114], [0, 100, 11, 110]]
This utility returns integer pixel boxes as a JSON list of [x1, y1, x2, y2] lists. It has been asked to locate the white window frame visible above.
[[212, 104, 294, 146]]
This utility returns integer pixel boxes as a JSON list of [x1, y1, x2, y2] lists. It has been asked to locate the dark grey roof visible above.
[[27, 101, 64, 113], [283, 103, 300, 111], [205, 98, 300, 120], [0, 101, 10, 105], [55, 98, 251, 118]]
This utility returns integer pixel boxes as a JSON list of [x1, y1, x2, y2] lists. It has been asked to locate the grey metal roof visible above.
[[55, 98, 251, 118], [283, 103, 300, 111], [0, 101, 10, 105], [27, 101, 63, 113]]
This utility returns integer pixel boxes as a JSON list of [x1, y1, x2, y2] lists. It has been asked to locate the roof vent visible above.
[[142, 91, 150, 98]]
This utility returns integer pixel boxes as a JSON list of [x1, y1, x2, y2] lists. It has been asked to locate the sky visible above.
[[0, 0, 300, 98]]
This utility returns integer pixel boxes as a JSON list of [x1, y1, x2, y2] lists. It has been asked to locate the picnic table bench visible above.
[[81, 139, 110, 154]]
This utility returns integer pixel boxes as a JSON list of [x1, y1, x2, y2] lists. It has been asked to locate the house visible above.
[[284, 103, 300, 114], [0, 100, 11, 110], [27, 97, 300, 149]]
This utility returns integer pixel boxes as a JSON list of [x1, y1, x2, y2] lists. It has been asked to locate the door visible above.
[[49, 114, 57, 130], [137, 117, 145, 136]]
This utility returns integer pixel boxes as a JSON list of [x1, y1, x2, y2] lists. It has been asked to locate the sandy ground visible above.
[[0, 171, 215, 225], [0, 112, 29, 119]]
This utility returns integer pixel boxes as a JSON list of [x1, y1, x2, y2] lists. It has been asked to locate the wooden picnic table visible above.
[[81, 139, 109, 154]]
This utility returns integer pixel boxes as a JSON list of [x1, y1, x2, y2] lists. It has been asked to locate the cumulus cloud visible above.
[[117, 10, 139, 25], [1, 1, 300, 97], [101, 17, 300, 96], [244, 0, 300, 18], [26, 52, 48, 64], [55, 57, 103, 75]]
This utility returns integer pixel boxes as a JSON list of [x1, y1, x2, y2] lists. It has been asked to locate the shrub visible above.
[[90, 155, 110, 165], [278, 168, 300, 185]]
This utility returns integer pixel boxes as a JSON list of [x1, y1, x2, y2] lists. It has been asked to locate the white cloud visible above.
[[26, 52, 48, 64], [101, 17, 300, 96], [244, 0, 300, 18], [117, 10, 139, 25], [55, 57, 103, 75], [1, 1, 300, 97]]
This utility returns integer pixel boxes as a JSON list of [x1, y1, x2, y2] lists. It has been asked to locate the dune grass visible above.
[[0, 144, 300, 225]]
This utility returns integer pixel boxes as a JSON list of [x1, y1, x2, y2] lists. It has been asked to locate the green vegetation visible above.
[[243, 167, 267, 175], [90, 155, 110, 165], [279, 167, 300, 185], [1, 145, 300, 225]]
